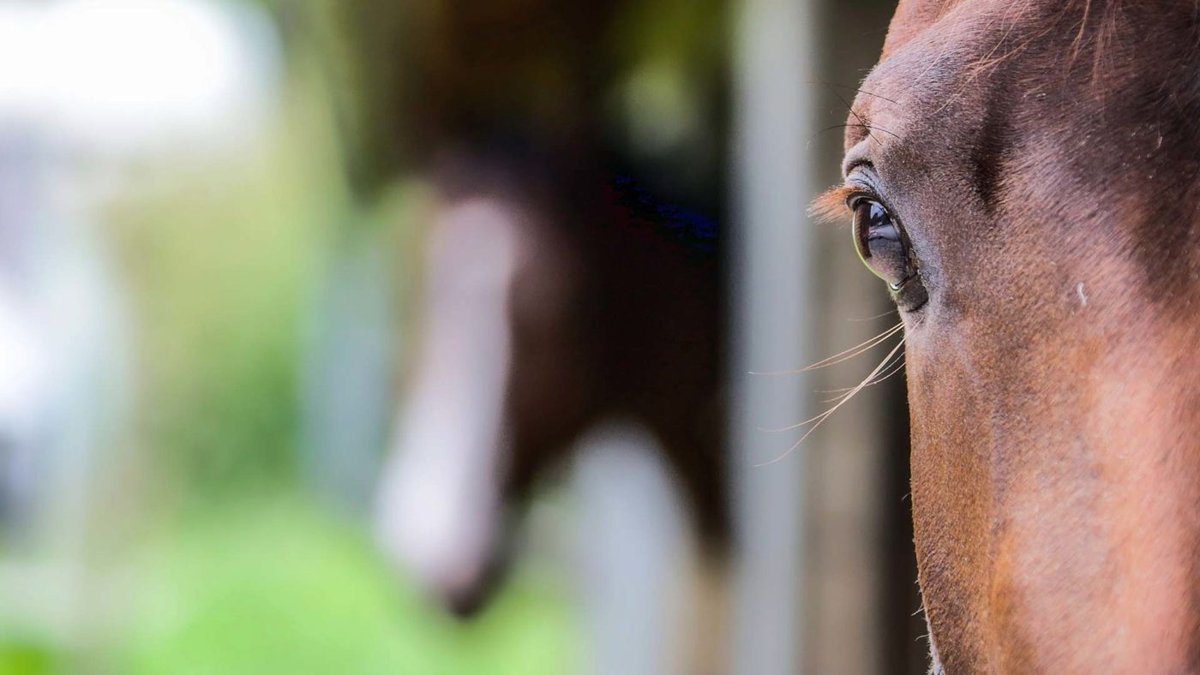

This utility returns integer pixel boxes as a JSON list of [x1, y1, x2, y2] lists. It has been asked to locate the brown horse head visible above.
[[375, 154, 727, 617], [828, 1, 1200, 671], [375, 159, 596, 616]]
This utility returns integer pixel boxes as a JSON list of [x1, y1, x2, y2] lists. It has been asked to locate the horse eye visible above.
[[850, 198, 927, 311]]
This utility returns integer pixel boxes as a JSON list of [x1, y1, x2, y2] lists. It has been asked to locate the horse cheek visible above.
[[905, 338, 999, 673]]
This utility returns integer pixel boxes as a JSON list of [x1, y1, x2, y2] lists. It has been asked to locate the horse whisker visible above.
[[819, 346, 906, 399], [798, 321, 904, 371], [751, 321, 903, 376], [865, 349, 907, 385], [847, 309, 899, 323], [818, 362, 906, 404], [831, 89, 889, 146], [812, 123, 900, 143], [755, 337, 906, 466], [866, 357, 907, 388], [828, 82, 901, 107]]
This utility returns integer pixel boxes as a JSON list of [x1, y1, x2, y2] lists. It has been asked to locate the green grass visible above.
[[114, 496, 575, 675], [0, 642, 57, 675]]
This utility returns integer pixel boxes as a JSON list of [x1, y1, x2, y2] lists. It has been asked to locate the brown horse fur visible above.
[[828, 1, 1200, 671]]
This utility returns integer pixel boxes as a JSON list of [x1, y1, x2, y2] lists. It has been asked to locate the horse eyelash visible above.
[[810, 185, 858, 223]]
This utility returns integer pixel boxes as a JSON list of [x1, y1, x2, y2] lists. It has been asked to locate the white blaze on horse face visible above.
[[376, 197, 524, 604]]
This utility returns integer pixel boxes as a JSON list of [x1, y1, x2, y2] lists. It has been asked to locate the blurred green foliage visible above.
[[32, 34, 577, 675], [119, 497, 574, 675], [0, 498, 574, 675], [111, 64, 344, 502], [0, 643, 56, 675]]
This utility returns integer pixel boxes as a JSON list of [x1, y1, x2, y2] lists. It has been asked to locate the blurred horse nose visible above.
[[375, 196, 521, 616], [440, 556, 505, 619], [374, 424, 506, 617]]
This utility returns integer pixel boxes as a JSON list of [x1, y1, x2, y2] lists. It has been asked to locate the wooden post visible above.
[[728, 0, 819, 673]]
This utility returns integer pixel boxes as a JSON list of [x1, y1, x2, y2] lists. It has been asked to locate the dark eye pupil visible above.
[[867, 203, 900, 242], [848, 196, 928, 312], [852, 198, 911, 282], [853, 200, 902, 261]]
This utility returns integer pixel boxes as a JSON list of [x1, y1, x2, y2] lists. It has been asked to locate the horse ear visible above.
[[881, 0, 963, 59]]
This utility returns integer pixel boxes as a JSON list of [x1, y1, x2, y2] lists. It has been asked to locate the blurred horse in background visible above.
[[369, 0, 730, 602], [316, 0, 731, 667], [377, 164, 728, 616], [835, 0, 1200, 671]]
